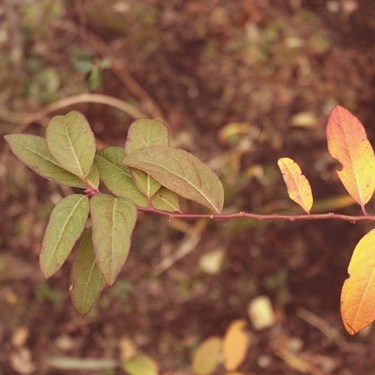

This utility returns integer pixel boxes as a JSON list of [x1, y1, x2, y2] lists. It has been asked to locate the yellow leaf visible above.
[[341, 229, 375, 334], [192, 336, 222, 375], [326, 105, 375, 213], [223, 320, 249, 371], [277, 157, 313, 213]]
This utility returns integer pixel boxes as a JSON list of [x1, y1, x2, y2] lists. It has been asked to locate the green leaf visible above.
[[125, 118, 169, 154], [131, 169, 161, 198], [152, 187, 180, 212], [94, 147, 147, 206], [70, 229, 105, 315], [40, 194, 89, 278], [123, 355, 159, 375], [5, 134, 85, 188], [90, 194, 137, 285], [46, 111, 96, 177], [123, 146, 224, 213], [86, 164, 100, 189], [125, 119, 169, 198]]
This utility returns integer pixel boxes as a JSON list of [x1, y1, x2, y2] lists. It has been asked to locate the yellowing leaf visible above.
[[40, 194, 89, 278], [192, 336, 222, 375], [223, 320, 249, 371], [46, 111, 96, 177], [278, 157, 313, 214], [70, 229, 105, 315], [341, 229, 375, 335], [326, 105, 375, 212], [90, 194, 137, 285], [123, 146, 224, 213]]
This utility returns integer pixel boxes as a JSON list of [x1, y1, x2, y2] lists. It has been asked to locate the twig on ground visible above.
[[296, 307, 367, 354]]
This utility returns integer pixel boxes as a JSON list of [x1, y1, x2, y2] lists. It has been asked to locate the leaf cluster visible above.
[[5, 112, 224, 314], [277, 105, 375, 335]]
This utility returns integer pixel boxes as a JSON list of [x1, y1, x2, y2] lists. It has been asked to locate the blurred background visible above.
[[1, 0, 375, 374]]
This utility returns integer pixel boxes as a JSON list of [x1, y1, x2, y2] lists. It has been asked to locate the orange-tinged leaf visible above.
[[341, 229, 375, 335], [192, 336, 222, 375], [277, 157, 313, 213], [326, 105, 375, 212], [223, 320, 249, 371]]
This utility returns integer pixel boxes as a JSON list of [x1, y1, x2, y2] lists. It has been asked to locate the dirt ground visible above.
[[1, 0, 375, 374]]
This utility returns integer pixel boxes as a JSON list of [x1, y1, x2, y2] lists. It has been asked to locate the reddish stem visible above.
[[137, 207, 375, 223]]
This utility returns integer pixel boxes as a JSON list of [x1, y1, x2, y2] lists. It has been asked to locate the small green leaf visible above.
[[125, 118, 169, 154], [123, 146, 224, 213], [70, 229, 105, 315], [152, 187, 180, 212], [123, 355, 159, 375], [90, 194, 137, 285], [131, 169, 161, 198], [40, 194, 89, 278], [94, 147, 147, 205], [5, 134, 85, 188], [125, 118, 169, 198], [46, 111, 96, 177]]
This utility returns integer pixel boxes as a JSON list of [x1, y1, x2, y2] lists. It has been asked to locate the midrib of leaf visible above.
[[12, 138, 61, 167], [110, 199, 117, 279], [351, 267, 375, 328], [140, 158, 218, 212], [82, 260, 98, 303], [46, 197, 85, 266], [147, 175, 152, 196], [66, 127, 84, 176]]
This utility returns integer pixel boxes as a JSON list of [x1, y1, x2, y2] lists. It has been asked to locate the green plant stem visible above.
[[138, 207, 375, 223]]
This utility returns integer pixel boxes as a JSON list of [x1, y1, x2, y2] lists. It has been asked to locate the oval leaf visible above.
[[327, 105, 375, 211], [46, 111, 96, 177], [123, 146, 224, 213], [5, 134, 85, 188], [123, 355, 159, 375], [278, 157, 313, 213], [70, 229, 105, 315], [125, 118, 169, 154], [94, 147, 147, 206], [86, 164, 100, 189], [40, 194, 89, 277], [90, 194, 137, 285], [192, 336, 222, 375], [125, 118, 169, 197], [341, 229, 375, 335], [223, 320, 249, 371]]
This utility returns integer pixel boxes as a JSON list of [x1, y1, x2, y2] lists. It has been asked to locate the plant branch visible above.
[[138, 207, 375, 223]]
